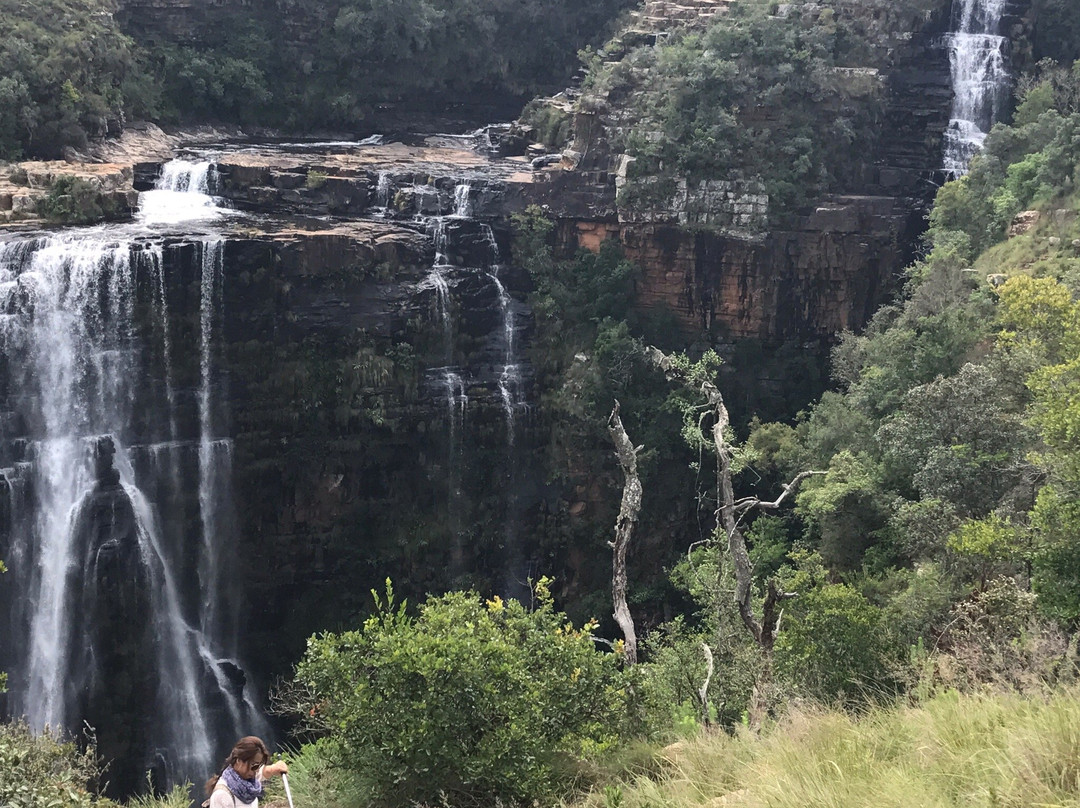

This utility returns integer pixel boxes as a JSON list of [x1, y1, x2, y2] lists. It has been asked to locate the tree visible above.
[[607, 401, 641, 665], [649, 349, 823, 726], [998, 275, 1080, 618]]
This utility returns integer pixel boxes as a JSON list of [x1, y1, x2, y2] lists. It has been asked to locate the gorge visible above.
[[0, 0, 1040, 799]]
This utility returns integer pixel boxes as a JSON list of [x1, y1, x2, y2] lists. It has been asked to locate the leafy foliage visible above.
[[0, 722, 100, 808], [589, 2, 884, 221], [36, 176, 128, 224], [0, 0, 635, 156], [0, 0, 145, 159], [291, 579, 629, 807]]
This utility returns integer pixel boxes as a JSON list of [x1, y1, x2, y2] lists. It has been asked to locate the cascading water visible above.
[[137, 158, 224, 224], [480, 224, 524, 438], [942, 0, 1010, 175], [424, 217, 455, 360], [490, 272, 524, 444], [404, 179, 531, 590], [453, 183, 472, 218], [375, 171, 392, 214], [0, 159, 261, 797]]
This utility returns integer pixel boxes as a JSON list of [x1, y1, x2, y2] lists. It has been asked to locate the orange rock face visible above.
[[565, 196, 910, 341]]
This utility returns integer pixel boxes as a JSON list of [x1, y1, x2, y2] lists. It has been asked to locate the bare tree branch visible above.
[[733, 470, 828, 514], [698, 641, 714, 726], [608, 399, 641, 665], [640, 347, 826, 727]]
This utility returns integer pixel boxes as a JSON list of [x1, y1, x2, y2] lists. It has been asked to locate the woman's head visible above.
[[226, 736, 269, 769], [206, 736, 270, 793]]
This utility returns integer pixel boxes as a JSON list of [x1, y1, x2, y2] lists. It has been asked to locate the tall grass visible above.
[[124, 782, 193, 808], [268, 739, 368, 808], [571, 689, 1080, 808]]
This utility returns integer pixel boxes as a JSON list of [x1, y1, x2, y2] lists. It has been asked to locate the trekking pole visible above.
[[282, 773, 296, 808]]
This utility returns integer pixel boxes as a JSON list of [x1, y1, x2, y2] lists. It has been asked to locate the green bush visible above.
[[775, 583, 888, 699], [592, 2, 884, 222], [292, 579, 629, 807], [0, 721, 101, 808], [0, 0, 143, 159], [36, 176, 125, 225]]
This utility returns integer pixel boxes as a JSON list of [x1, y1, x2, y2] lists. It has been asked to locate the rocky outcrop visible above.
[[0, 162, 138, 225], [66, 437, 154, 800], [569, 196, 907, 340], [509, 0, 964, 346]]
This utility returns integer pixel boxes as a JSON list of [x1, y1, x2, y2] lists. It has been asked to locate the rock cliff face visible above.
[[519, 0, 966, 351], [568, 197, 906, 340]]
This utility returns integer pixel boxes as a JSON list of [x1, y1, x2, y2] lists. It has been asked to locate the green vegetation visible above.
[[571, 689, 1080, 808], [0, 0, 148, 159], [0, 721, 197, 808], [0, 0, 637, 158], [288, 579, 629, 807], [581, 1, 885, 222], [0, 722, 100, 808], [36, 176, 128, 224]]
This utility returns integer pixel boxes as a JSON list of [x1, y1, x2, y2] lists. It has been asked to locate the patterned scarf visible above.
[[222, 765, 264, 804]]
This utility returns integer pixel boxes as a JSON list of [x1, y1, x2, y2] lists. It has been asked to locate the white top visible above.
[[208, 769, 264, 808]]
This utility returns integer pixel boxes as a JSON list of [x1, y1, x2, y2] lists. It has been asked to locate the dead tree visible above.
[[702, 377, 824, 723], [647, 348, 823, 725], [698, 641, 714, 726], [607, 399, 641, 665]]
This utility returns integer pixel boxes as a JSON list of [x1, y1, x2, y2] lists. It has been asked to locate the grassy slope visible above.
[[572, 689, 1080, 808], [974, 193, 1080, 283]]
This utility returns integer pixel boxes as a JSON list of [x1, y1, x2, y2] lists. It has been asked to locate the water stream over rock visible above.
[[942, 0, 1011, 175], [0, 138, 539, 794]]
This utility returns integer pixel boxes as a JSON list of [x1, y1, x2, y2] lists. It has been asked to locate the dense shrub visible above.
[[291, 580, 629, 807], [0, 722, 100, 808], [587, 2, 884, 222], [0, 0, 146, 159], [36, 176, 128, 224]]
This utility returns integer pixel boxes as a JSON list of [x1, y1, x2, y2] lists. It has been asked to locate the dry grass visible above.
[[569, 689, 1080, 808]]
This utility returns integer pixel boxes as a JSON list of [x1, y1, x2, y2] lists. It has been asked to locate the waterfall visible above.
[[198, 240, 231, 640], [138, 158, 223, 224], [0, 160, 261, 797], [489, 272, 523, 444], [376, 172, 391, 212], [425, 218, 454, 362], [453, 183, 472, 218], [942, 0, 1010, 175]]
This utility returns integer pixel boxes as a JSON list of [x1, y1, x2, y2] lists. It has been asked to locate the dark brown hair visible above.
[[204, 736, 270, 795]]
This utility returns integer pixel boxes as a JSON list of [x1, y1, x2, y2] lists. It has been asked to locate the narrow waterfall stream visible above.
[[942, 0, 1010, 175], [406, 178, 530, 590], [0, 160, 262, 796]]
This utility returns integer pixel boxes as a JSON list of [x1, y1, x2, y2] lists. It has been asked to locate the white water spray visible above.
[[453, 183, 472, 218], [138, 159, 224, 225]]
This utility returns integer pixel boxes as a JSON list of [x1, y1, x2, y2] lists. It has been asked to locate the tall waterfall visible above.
[[0, 160, 261, 797], [942, 0, 1010, 175]]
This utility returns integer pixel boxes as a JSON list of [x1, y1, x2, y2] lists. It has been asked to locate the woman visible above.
[[205, 736, 289, 808]]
